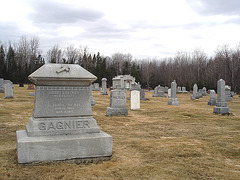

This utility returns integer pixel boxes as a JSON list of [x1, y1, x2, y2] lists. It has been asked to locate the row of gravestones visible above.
[[0, 78, 13, 98], [12, 64, 237, 164]]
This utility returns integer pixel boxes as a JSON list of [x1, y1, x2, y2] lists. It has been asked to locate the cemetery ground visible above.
[[0, 86, 240, 179]]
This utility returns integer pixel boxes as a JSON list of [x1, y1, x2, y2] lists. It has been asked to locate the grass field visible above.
[[0, 85, 240, 179]]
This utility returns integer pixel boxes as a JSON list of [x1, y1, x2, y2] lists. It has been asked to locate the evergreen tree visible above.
[[0, 45, 5, 78]]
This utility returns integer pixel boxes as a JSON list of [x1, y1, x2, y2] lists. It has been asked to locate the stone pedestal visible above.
[[213, 79, 229, 114], [16, 64, 112, 164]]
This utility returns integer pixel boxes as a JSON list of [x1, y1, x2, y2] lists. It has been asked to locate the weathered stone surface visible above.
[[131, 90, 140, 110], [92, 83, 100, 91], [112, 75, 135, 89], [225, 85, 232, 101], [90, 84, 95, 106], [16, 63, 112, 163], [177, 86, 182, 94], [100, 78, 108, 95], [208, 90, 216, 106], [152, 85, 166, 97], [17, 130, 112, 164], [168, 89, 171, 98], [4, 82, 13, 98], [198, 89, 203, 98], [191, 83, 199, 100], [168, 80, 179, 106], [213, 79, 229, 114], [130, 82, 146, 100], [106, 88, 128, 116]]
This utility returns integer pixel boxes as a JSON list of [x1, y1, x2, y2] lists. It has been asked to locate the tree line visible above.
[[1, 36, 240, 93]]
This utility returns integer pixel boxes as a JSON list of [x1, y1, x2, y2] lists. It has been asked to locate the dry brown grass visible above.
[[0, 85, 240, 179]]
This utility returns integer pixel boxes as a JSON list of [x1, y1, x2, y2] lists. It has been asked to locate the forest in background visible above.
[[0, 36, 240, 93]]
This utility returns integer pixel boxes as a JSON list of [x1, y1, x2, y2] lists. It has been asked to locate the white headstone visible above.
[[4, 82, 13, 98], [168, 89, 171, 98], [131, 90, 140, 110]]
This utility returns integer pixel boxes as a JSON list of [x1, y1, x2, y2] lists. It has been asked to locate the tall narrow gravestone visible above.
[[106, 88, 128, 116], [191, 83, 199, 100], [100, 78, 108, 95], [168, 80, 179, 105], [213, 79, 229, 114], [4, 82, 13, 98], [16, 64, 112, 163], [131, 90, 140, 110], [208, 90, 216, 106]]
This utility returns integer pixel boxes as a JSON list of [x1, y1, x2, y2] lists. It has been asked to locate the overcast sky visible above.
[[0, 0, 240, 58]]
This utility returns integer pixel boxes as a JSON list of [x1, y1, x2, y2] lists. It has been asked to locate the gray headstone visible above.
[[225, 85, 232, 101], [208, 90, 216, 106], [191, 83, 199, 100], [198, 89, 203, 98], [4, 82, 13, 98], [168, 80, 179, 105], [213, 79, 229, 114], [100, 78, 108, 95], [106, 88, 128, 116], [16, 63, 112, 163], [0, 78, 4, 93], [131, 90, 140, 110], [92, 83, 100, 91], [152, 85, 166, 97]]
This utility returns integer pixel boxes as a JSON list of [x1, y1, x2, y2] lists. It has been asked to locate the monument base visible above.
[[191, 95, 199, 100], [213, 106, 229, 114], [225, 97, 232, 101], [168, 99, 179, 105], [106, 107, 128, 116], [100, 92, 108, 95], [16, 130, 112, 164], [208, 100, 216, 106]]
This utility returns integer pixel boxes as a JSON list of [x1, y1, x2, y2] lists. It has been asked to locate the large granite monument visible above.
[[106, 88, 128, 116], [213, 79, 229, 114], [16, 64, 112, 163]]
